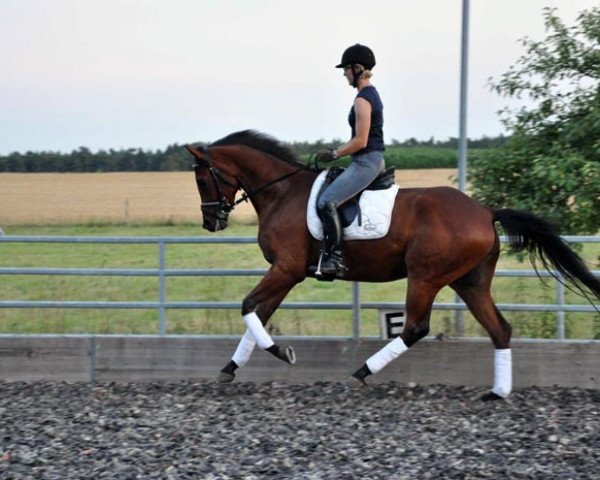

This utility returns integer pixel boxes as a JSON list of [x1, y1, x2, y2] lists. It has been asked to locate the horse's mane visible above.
[[211, 130, 309, 169]]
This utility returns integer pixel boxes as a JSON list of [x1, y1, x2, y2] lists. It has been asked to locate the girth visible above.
[[316, 167, 396, 227]]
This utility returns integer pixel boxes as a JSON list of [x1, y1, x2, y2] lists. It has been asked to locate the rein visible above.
[[193, 146, 303, 214]]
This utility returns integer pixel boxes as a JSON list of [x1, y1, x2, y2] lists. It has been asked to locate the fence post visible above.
[[89, 335, 97, 384], [352, 282, 360, 340], [158, 242, 167, 336], [556, 273, 565, 340], [454, 293, 465, 337]]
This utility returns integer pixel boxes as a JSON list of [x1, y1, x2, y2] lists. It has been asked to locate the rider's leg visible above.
[[316, 201, 344, 276], [317, 151, 385, 211], [316, 151, 384, 277]]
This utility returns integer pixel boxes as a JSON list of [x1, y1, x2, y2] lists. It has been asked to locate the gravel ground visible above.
[[1, 381, 599, 479]]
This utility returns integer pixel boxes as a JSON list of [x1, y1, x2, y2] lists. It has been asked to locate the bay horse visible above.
[[185, 130, 600, 400]]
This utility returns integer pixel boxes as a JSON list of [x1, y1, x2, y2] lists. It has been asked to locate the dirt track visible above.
[[0, 170, 457, 225], [1, 381, 599, 479]]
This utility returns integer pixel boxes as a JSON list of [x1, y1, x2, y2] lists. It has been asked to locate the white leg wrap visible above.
[[231, 330, 256, 367], [366, 337, 408, 375], [492, 348, 512, 398], [243, 312, 274, 350]]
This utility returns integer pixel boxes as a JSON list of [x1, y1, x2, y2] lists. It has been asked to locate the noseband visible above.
[[193, 146, 238, 219], [192, 146, 303, 218]]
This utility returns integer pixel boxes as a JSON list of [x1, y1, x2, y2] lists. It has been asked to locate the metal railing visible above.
[[0, 235, 598, 339]]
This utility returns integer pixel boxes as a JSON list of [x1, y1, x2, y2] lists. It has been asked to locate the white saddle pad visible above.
[[307, 170, 399, 241]]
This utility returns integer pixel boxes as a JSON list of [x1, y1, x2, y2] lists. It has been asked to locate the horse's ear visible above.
[[185, 145, 203, 158]]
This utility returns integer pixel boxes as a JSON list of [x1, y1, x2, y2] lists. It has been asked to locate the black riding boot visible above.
[[316, 201, 345, 279]]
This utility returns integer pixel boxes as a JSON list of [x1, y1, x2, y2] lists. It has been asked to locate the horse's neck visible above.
[[252, 169, 316, 221], [235, 154, 297, 190], [226, 150, 314, 217]]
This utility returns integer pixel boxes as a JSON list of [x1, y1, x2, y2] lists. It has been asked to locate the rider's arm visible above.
[[334, 97, 372, 157]]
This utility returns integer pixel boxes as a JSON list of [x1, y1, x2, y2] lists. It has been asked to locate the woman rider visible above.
[[314, 44, 385, 279]]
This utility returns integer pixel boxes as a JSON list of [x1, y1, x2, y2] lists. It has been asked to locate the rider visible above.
[[315, 43, 386, 278]]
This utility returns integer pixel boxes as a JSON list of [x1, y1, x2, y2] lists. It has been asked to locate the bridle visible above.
[[192, 146, 303, 219], [193, 146, 238, 219]]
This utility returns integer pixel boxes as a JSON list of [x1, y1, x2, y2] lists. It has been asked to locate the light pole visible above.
[[455, 0, 470, 336], [458, 0, 469, 193]]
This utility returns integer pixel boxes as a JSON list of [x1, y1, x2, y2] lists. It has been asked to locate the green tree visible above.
[[470, 7, 600, 234]]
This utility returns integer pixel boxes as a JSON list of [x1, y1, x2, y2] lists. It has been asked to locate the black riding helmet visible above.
[[335, 44, 376, 70]]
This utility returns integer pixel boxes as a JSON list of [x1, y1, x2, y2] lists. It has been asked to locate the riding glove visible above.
[[315, 149, 339, 163]]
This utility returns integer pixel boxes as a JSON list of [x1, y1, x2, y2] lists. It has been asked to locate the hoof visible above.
[[480, 391, 505, 402], [266, 344, 297, 365], [279, 344, 297, 365], [345, 376, 367, 389], [216, 371, 235, 383]]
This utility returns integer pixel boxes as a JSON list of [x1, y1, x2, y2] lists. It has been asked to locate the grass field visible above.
[[1, 171, 598, 339], [1, 223, 598, 339]]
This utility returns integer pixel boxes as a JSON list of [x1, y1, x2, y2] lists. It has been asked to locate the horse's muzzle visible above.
[[203, 218, 229, 232], [202, 207, 230, 232]]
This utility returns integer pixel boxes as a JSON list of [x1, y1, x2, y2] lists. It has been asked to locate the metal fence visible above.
[[0, 235, 598, 339]]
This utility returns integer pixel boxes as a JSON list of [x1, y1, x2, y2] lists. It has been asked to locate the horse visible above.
[[185, 130, 600, 400]]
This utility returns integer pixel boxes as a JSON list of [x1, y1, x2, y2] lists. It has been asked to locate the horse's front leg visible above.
[[217, 265, 301, 382]]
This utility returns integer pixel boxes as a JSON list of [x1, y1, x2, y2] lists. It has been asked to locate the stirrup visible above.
[[314, 250, 346, 280]]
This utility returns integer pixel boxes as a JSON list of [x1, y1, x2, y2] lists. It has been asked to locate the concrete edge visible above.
[[0, 336, 598, 388]]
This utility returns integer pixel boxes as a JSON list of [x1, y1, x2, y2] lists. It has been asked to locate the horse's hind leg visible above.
[[349, 279, 438, 386], [451, 259, 513, 400]]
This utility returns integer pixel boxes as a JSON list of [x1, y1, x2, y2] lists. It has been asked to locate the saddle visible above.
[[316, 166, 396, 227]]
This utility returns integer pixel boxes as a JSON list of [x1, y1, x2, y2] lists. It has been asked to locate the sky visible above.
[[0, 0, 597, 154]]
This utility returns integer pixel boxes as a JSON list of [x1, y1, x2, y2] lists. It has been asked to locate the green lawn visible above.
[[0, 223, 598, 339]]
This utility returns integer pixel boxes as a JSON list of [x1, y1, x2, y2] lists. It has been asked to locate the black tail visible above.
[[494, 209, 600, 302]]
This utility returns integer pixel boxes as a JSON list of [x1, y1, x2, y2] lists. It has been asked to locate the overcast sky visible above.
[[0, 0, 596, 154]]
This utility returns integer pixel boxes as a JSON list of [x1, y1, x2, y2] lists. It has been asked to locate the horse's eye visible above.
[[196, 177, 209, 188]]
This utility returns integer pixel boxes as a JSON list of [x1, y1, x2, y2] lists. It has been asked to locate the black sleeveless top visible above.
[[348, 85, 385, 154]]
